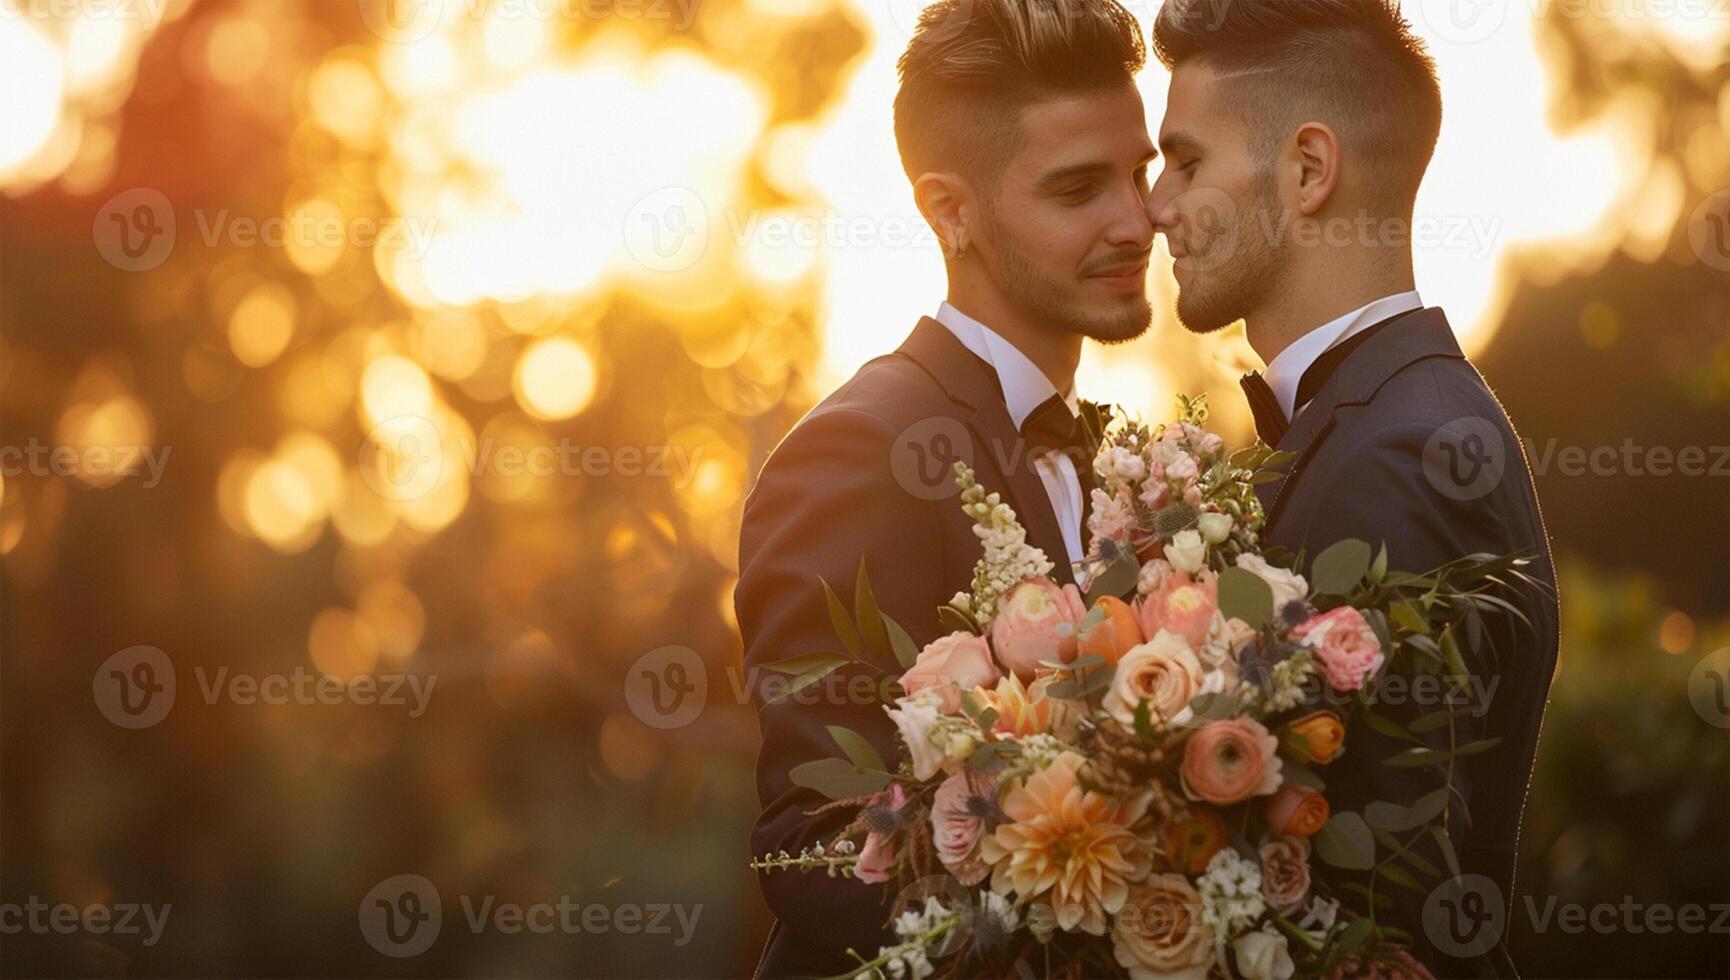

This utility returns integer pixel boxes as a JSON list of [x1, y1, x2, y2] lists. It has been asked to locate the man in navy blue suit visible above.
[[1145, 2, 1559, 976]]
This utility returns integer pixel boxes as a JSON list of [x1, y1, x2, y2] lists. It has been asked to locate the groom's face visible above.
[[1146, 62, 1288, 334], [975, 84, 1157, 343]]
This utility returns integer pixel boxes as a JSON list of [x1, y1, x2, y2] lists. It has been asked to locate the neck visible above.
[[1244, 249, 1416, 365], [946, 268, 1083, 396]]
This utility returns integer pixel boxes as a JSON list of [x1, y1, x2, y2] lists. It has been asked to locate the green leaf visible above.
[[826, 725, 886, 774], [1397, 847, 1440, 878], [854, 560, 889, 661], [1341, 882, 1395, 910], [938, 603, 978, 636], [1408, 709, 1455, 734], [789, 758, 887, 799], [1133, 699, 1154, 739], [1313, 811, 1376, 870], [882, 614, 920, 671], [1383, 747, 1451, 767], [1218, 566, 1275, 628], [1365, 787, 1447, 833], [1361, 710, 1422, 744], [765, 656, 850, 705], [1430, 825, 1462, 878], [1310, 539, 1373, 595], [1377, 863, 1422, 892], [1368, 543, 1389, 584], [1453, 737, 1503, 757], [1282, 760, 1326, 792], [1086, 551, 1140, 603], [1388, 600, 1428, 634], [821, 578, 859, 657], [760, 652, 851, 675], [1336, 916, 1374, 952]]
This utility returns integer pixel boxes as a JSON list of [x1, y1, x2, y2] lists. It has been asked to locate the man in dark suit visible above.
[[735, 0, 1158, 974], [1146, 1, 1559, 976]]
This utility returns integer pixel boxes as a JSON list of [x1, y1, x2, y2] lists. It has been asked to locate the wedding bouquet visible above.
[[751, 396, 1537, 980]]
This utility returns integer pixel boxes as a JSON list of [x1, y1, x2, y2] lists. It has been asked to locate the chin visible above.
[[1073, 295, 1153, 343], [1174, 288, 1238, 336]]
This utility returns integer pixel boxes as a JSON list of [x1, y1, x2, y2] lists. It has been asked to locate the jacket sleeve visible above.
[[1292, 419, 1537, 969], [735, 406, 947, 964]]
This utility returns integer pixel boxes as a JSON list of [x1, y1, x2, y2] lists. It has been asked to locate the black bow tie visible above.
[[1240, 372, 1288, 447], [1021, 393, 1098, 526]]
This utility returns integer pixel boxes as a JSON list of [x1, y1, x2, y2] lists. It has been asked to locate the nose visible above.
[[1107, 183, 1155, 253], [1144, 171, 1179, 235]]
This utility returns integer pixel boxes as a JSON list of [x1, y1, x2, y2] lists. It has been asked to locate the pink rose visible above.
[[1293, 606, 1385, 692], [1181, 718, 1283, 805], [931, 770, 995, 885], [1259, 836, 1312, 916], [990, 577, 1086, 680], [1136, 570, 1219, 649], [901, 631, 999, 713], [854, 782, 907, 884], [1087, 484, 1138, 551]]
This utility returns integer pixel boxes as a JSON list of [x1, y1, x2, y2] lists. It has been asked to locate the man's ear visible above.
[[913, 172, 973, 259], [1291, 122, 1341, 217]]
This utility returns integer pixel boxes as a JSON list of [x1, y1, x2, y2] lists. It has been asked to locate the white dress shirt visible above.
[[935, 302, 1086, 569], [1263, 290, 1424, 421]]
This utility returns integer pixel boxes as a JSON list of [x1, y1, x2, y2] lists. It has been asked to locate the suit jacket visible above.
[[1256, 307, 1559, 979], [736, 318, 1078, 978]]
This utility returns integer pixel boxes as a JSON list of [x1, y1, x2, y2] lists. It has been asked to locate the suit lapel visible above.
[[1258, 308, 1467, 528], [897, 318, 1077, 586]]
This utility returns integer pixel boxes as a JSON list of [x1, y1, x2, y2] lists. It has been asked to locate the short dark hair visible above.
[[1152, 0, 1442, 214], [894, 0, 1147, 186]]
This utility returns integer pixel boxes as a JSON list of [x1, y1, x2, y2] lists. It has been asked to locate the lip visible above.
[[1087, 259, 1149, 291]]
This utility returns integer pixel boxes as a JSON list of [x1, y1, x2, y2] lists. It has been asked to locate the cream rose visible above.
[[1164, 529, 1207, 575], [1112, 874, 1214, 980], [1198, 511, 1233, 544], [1104, 630, 1205, 728], [884, 689, 947, 780], [1234, 927, 1295, 980]]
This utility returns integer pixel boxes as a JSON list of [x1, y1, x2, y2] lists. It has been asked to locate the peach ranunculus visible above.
[[981, 752, 1153, 935], [854, 782, 907, 884], [1181, 717, 1284, 805], [1259, 836, 1313, 916], [1157, 806, 1227, 875], [1111, 873, 1214, 980], [931, 769, 996, 885], [1075, 595, 1145, 666], [1293, 606, 1386, 692], [980, 672, 1076, 740], [1282, 711, 1346, 764], [1103, 630, 1206, 729], [1266, 785, 1330, 838], [1136, 570, 1220, 649], [900, 630, 1000, 714], [990, 577, 1086, 679]]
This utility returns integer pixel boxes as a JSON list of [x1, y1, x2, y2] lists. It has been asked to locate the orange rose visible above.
[[1075, 595, 1144, 665], [1158, 806, 1227, 875], [1283, 711, 1346, 764], [1266, 785, 1330, 838]]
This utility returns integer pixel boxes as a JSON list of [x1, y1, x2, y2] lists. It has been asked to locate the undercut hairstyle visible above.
[[1152, 0, 1442, 215], [893, 0, 1147, 188]]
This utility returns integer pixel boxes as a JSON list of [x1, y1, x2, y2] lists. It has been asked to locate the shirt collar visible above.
[[1262, 290, 1423, 420], [935, 302, 1078, 429]]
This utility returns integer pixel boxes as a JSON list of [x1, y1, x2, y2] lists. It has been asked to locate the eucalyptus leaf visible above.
[[882, 614, 920, 671], [1313, 811, 1376, 870], [789, 758, 887, 799], [1218, 566, 1275, 628], [821, 578, 859, 657], [1311, 539, 1372, 595], [826, 725, 886, 774], [854, 560, 889, 661]]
